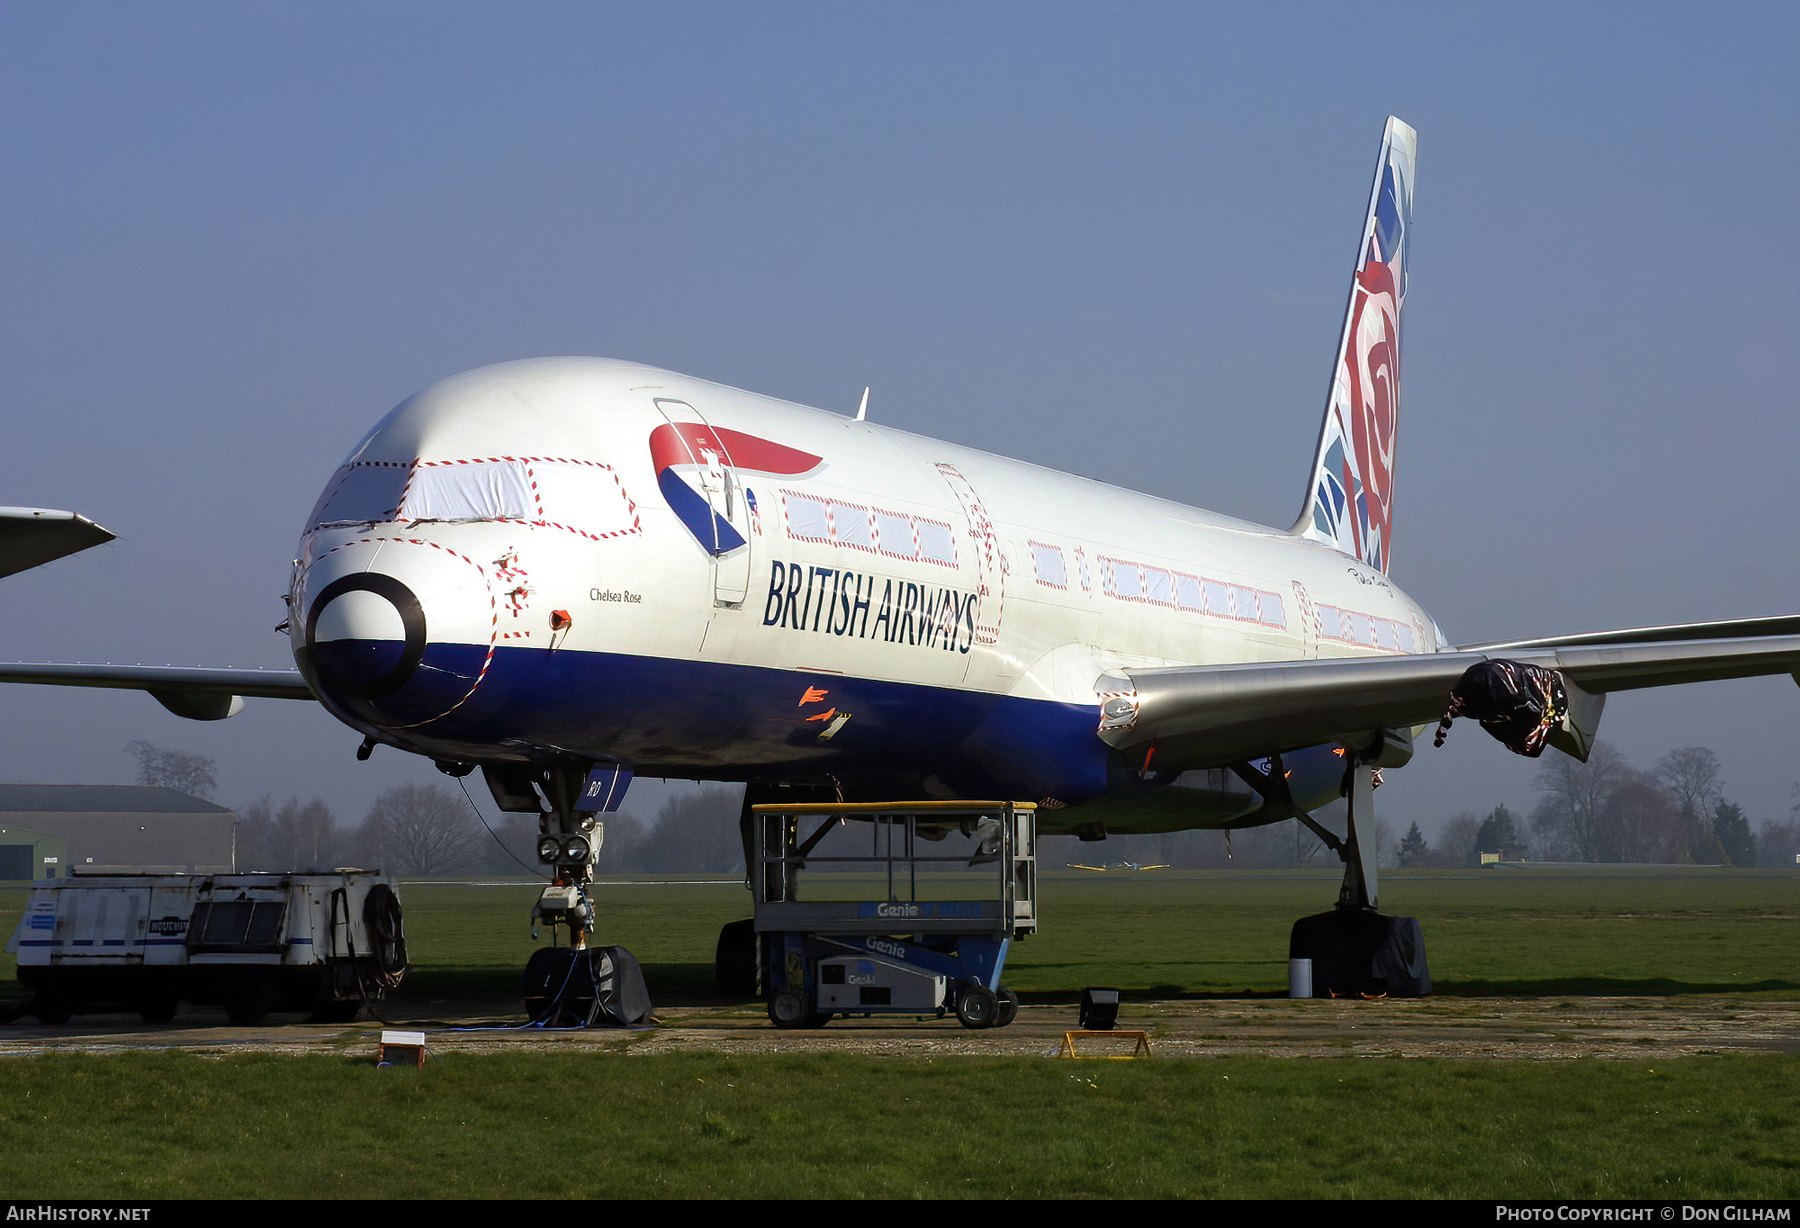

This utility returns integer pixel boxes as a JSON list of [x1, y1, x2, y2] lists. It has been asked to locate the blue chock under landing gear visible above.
[[750, 800, 1037, 1029]]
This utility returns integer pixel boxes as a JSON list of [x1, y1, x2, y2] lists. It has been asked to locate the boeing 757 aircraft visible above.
[[7, 118, 1798, 995]]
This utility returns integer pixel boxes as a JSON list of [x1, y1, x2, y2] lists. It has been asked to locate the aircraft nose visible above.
[[306, 574, 427, 697], [297, 538, 496, 729]]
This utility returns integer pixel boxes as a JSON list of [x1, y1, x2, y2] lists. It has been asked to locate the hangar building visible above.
[[0, 785, 235, 878]]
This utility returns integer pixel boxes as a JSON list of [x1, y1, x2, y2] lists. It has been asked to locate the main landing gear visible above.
[[1236, 746, 1431, 997], [479, 758, 652, 1026]]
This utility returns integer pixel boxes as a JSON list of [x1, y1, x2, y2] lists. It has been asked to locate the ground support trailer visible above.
[[6, 870, 407, 1025], [751, 801, 1037, 1029]]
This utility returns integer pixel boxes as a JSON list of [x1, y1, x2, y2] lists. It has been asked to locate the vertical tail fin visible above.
[[1292, 117, 1416, 575]]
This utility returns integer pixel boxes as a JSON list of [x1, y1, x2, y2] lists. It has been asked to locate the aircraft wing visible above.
[[0, 662, 314, 721], [1097, 622, 1800, 769], [0, 507, 115, 579]]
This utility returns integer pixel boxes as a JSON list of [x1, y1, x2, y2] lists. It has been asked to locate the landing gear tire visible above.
[[768, 990, 824, 1029], [523, 947, 596, 1026], [994, 985, 1019, 1029], [956, 984, 998, 1029]]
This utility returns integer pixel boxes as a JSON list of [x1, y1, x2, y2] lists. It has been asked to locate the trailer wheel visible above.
[[994, 985, 1019, 1028], [137, 985, 180, 1025], [309, 999, 362, 1024], [956, 984, 998, 1029], [224, 976, 272, 1026], [34, 986, 73, 1026], [768, 990, 823, 1029]]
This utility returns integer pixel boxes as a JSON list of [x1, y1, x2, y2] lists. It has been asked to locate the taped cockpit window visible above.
[[400, 459, 535, 522], [310, 461, 412, 528], [529, 462, 639, 539]]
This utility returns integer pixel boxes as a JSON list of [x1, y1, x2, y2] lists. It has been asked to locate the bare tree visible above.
[[627, 785, 746, 874], [1654, 747, 1723, 820], [1430, 810, 1481, 867], [1531, 741, 1631, 862], [1597, 779, 1681, 863], [364, 783, 481, 875], [124, 741, 217, 799], [1654, 746, 1723, 858]]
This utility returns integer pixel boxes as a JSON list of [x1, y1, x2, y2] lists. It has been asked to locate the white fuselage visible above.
[[290, 357, 1445, 832]]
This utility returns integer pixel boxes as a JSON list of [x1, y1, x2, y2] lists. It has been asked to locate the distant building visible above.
[[0, 785, 235, 876], [0, 825, 64, 881]]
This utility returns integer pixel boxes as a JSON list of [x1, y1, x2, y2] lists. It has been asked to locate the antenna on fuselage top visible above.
[[855, 387, 870, 422]]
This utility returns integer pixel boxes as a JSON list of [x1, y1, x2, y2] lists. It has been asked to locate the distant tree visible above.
[[627, 785, 745, 874], [1531, 742, 1630, 862], [477, 811, 547, 875], [1475, 804, 1525, 860], [236, 796, 355, 871], [236, 796, 276, 871], [124, 741, 217, 800], [1596, 779, 1681, 863], [1713, 800, 1756, 868], [364, 783, 482, 875], [1654, 747, 1723, 822], [1689, 824, 1730, 866], [1430, 810, 1481, 868], [1397, 822, 1428, 868], [1654, 747, 1724, 860], [1755, 812, 1800, 868], [275, 797, 342, 870]]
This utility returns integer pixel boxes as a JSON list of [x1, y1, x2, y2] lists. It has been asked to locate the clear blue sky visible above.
[[1, 2, 1796, 840]]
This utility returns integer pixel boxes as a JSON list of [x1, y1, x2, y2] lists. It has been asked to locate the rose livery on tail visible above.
[[649, 421, 822, 554], [1299, 117, 1414, 576]]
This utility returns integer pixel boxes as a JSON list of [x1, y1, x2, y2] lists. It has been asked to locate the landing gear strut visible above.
[[483, 759, 652, 1026], [1238, 748, 1431, 997]]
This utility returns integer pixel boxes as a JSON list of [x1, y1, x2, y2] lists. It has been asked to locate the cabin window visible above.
[[1030, 542, 1067, 588], [1202, 579, 1231, 618], [875, 511, 915, 559], [1258, 591, 1288, 629], [1144, 567, 1173, 606], [1174, 574, 1203, 611], [1108, 560, 1143, 600], [916, 519, 957, 566], [1228, 585, 1258, 621], [831, 501, 874, 550], [783, 492, 831, 542]]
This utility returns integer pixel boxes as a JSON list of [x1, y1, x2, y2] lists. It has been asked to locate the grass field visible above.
[[2, 865, 1796, 1199], [0, 1050, 1795, 1198], [381, 864, 1800, 1001]]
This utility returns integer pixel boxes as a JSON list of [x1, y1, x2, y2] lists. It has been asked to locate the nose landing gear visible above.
[[485, 759, 652, 1026]]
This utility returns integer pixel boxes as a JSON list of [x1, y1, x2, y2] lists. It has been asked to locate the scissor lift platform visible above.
[[752, 801, 1037, 1029]]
